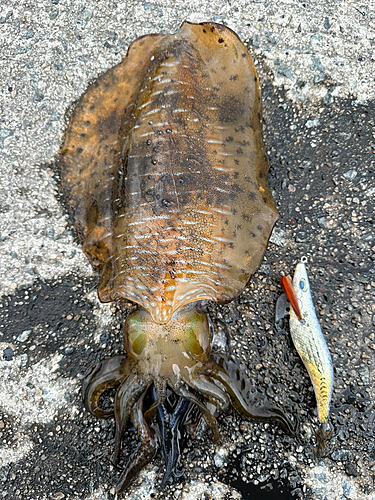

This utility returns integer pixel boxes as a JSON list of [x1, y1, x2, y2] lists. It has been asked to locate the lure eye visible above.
[[299, 279, 308, 291]]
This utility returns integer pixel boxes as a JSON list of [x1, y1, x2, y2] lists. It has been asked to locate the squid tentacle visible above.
[[158, 393, 191, 487], [116, 389, 159, 493], [173, 383, 220, 442], [206, 354, 299, 435], [144, 378, 167, 422], [113, 375, 150, 464], [186, 371, 230, 413], [82, 354, 129, 418], [153, 386, 169, 465]]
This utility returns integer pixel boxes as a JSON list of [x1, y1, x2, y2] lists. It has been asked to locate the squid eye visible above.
[[299, 279, 308, 291]]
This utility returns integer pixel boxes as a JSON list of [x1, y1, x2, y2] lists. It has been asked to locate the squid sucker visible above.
[[61, 21, 297, 491], [283, 258, 334, 457]]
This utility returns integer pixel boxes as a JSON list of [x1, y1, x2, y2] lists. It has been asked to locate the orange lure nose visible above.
[[280, 275, 303, 321]]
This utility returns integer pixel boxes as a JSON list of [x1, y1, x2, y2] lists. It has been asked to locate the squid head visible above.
[[82, 303, 298, 490]]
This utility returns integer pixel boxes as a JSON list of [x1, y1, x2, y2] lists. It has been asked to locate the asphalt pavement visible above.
[[0, 1, 374, 499]]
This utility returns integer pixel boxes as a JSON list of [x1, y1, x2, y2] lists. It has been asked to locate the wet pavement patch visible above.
[[0, 275, 99, 376], [231, 477, 295, 499], [0, 275, 118, 498]]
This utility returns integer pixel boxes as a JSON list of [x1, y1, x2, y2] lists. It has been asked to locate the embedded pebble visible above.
[[305, 119, 320, 128], [21, 354, 28, 367], [17, 330, 31, 342], [214, 449, 227, 468], [344, 170, 358, 181], [3, 347, 14, 361], [269, 228, 286, 247], [331, 449, 353, 462]]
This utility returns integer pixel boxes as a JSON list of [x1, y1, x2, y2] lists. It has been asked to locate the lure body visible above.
[[288, 258, 333, 454]]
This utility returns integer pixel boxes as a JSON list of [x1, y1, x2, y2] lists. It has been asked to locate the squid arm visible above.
[[203, 353, 299, 435], [82, 355, 129, 418]]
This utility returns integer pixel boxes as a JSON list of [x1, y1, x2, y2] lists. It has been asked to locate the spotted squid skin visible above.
[[61, 21, 278, 325], [289, 260, 334, 455]]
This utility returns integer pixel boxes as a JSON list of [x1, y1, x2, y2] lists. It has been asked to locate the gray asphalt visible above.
[[0, 1, 374, 499]]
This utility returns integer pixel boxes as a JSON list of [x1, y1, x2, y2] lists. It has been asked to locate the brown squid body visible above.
[[61, 21, 296, 491]]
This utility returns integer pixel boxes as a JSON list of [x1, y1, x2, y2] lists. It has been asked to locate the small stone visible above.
[[3, 347, 14, 361], [17, 330, 32, 342], [368, 442, 375, 459], [251, 35, 260, 48], [295, 231, 307, 243], [266, 32, 279, 45], [317, 217, 327, 228], [345, 463, 359, 477], [306, 119, 320, 129], [269, 228, 286, 247], [314, 471, 329, 483], [278, 65, 293, 78], [314, 73, 325, 84], [23, 30, 34, 39], [338, 132, 352, 141], [0, 128, 14, 148], [324, 17, 331, 29], [323, 89, 335, 105], [46, 226, 55, 238], [213, 448, 228, 468], [0, 11, 13, 24], [331, 449, 352, 462], [21, 354, 28, 367], [99, 332, 110, 344], [343, 169, 357, 180], [358, 366, 369, 385], [34, 91, 44, 102], [341, 477, 352, 498], [311, 57, 325, 72]]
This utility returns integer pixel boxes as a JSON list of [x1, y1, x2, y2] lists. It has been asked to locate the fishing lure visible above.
[[281, 257, 334, 456]]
